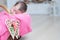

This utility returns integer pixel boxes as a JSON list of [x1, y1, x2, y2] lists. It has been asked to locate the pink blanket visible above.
[[0, 11, 32, 40]]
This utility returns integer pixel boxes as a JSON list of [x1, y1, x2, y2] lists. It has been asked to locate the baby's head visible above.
[[11, 1, 27, 14]]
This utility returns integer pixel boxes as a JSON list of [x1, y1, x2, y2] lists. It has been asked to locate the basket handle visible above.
[[0, 4, 10, 13]]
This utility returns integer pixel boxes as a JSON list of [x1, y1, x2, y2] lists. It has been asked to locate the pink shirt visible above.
[[0, 11, 32, 40]]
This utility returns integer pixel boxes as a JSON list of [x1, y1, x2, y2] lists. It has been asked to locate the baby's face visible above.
[[10, 3, 22, 14]]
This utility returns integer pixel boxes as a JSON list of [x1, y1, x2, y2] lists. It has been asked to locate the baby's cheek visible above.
[[11, 10, 15, 14]]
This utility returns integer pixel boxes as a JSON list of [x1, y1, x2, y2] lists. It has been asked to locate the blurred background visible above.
[[0, 0, 60, 40]]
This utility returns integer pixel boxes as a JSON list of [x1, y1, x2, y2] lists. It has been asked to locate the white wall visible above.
[[27, 3, 50, 14], [55, 0, 60, 16], [7, 0, 19, 9], [50, 0, 60, 16]]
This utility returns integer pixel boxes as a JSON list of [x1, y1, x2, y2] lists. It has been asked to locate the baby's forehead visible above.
[[14, 3, 22, 9]]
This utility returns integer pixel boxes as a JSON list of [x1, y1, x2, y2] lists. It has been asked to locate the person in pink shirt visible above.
[[0, 1, 32, 40]]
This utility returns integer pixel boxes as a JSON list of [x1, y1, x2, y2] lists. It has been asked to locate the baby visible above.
[[10, 1, 27, 14], [0, 1, 32, 40]]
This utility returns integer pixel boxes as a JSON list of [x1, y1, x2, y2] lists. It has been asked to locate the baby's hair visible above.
[[14, 1, 27, 13]]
